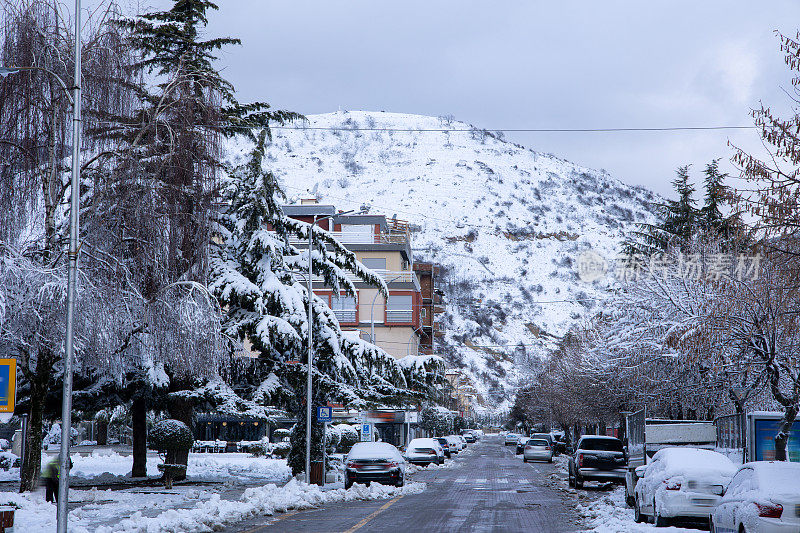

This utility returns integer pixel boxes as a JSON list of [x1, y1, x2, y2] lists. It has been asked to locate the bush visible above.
[[149, 419, 193, 452], [337, 425, 359, 452], [271, 441, 290, 459], [272, 428, 290, 442], [0, 452, 19, 470]]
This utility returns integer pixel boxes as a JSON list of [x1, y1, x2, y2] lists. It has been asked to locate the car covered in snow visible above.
[[445, 435, 463, 453], [711, 461, 800, 533], [344, 442, 405, 489], [460, 429, 477, 443], [504, 433, 520, 446], [434, 437, 452, 458], [633, 447, 735, 527], [523, 438, 553, 463], [515, 435, 529, 454], [405, 438, 444, 465], [568, 435, 628, 488]]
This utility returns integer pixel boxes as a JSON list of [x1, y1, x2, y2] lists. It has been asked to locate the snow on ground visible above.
[[4, 477, 423, 532], [69, 450, 291, 483], [98, 479, 425, 533], [577, 486, 703, 533]]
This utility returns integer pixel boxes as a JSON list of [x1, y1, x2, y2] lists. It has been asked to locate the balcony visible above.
[[386, 309, 413, 323], [309, 270, 417, 285], [333, 309, 356, 323], [288, 230, 409, 247]]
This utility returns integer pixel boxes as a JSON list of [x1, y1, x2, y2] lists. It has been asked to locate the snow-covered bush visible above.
[[272, 428, 290, 442], [149, 419, 193, 452], [336, 425, 359, 452], [0, 452, 19, 470], [271, 441, 290, 459], [44, 423, 79, 448]]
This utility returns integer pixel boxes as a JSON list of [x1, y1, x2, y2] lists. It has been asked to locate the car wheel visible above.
[[708, 518, 716, 533], [575, 475, 583, 489], [634, 497, 645, 523], [548, 457, 553, 463], [654, 500, 669, 527], [523, 457, 528, 463], [396, 475, 404, 487], [568, 470, 575, 488], [436, 457, 441, 465], [344, 479, 352, 490]]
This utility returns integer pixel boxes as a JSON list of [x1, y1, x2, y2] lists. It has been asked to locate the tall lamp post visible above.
[[303, 209, 354, 482], [1, 1, 81, 527]]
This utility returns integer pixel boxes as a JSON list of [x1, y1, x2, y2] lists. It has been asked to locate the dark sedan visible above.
[[568, 435, 627, 489], [344, 442, 405, 489]]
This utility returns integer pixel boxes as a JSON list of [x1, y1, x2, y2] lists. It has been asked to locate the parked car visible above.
[[568, 435, 628, 488], [550, 432, 568, 455], [711, 461, 800, 533], [457, 435, 468, 448], [434, 437, 451, 458], [505, 433, 520, 446], [523, 438, 553, 463], [405, 438, 444, 466], [634, 447, 735, 527], [516, 435, 528, 454], [446, 435, 464, 452], [344, 442, 405, 489], [531, 433, 555, 453], [461, 429, 477, 443]]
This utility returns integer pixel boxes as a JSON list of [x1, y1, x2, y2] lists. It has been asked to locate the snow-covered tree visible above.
[[210, 131, 442, 474]]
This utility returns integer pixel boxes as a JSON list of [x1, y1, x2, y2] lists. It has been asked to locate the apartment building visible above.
[[412, 262, 444, 355], [282, 201, 423, 360]]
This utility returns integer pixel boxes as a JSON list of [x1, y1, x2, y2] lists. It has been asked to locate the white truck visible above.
[[623, 409, 717, 507]]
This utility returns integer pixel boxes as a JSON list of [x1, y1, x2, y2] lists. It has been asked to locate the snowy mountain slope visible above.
[[225, 111, 659, 410]]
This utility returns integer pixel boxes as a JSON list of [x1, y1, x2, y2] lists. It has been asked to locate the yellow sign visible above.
[[0, 359, 17, 414]]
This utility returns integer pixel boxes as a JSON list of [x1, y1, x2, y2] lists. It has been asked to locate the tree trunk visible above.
[[774, 405, 798, 462], [167, 396, 193, 481], [96, 420, 108, 446], [19, 349, 55, 493], [131, 397, 147, 477]]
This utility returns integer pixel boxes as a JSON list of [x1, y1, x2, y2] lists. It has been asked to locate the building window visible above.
[[331, 294, 357, 323], [386, 294, 413, 323], [361, 257, 387, 270], [340, 224, 373, 243], [421, 308, 427, 318]]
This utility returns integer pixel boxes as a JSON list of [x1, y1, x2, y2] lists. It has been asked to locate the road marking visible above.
[[498, 479, 508, 484], [476, 478, 487, 483], [343, 495, 403, 533], [455, 478, 467, 483]]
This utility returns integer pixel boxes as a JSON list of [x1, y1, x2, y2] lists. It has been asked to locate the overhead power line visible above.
[[268, 125, 757, 133]]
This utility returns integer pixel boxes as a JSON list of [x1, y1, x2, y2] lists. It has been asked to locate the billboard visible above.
[[752, 417, 800, 462], [0, 359, 16, 419]]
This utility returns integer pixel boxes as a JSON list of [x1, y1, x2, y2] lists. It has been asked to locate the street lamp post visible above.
[[304, 209, 354, 483], [1, 3, 81, 528]]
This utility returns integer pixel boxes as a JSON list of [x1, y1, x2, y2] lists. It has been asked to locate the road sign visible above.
[[316, 406, 332, 423], [361, 423, 372, 442], [0, 359, 16, 423]]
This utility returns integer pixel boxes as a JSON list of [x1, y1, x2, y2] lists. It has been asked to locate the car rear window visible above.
[[528, 439, 549, 446], [579, 438, 623, 452]]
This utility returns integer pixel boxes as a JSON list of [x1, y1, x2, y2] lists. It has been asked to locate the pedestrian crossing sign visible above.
[[0, 359, 16, 419]]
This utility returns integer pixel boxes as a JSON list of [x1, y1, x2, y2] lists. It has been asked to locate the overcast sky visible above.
[[123, 1, 800, 197]]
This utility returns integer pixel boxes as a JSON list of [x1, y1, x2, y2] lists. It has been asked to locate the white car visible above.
[[405, 438, 444, 465], [634, 447, 736, 527], [523, 438, 553, 463], [711, 461, 800, 533], [504, 433, 520, 446], [445, 435, 462, 453]]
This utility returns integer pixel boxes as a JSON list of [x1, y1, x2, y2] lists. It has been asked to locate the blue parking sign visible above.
[[361, 423, 372, 442], [316, 406, 332, 422]]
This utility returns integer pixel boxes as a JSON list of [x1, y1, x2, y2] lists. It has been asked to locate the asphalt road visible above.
[[229, 435, 582, 533]]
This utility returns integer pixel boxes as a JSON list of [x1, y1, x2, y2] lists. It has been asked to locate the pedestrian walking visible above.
[[42, 455, 72, 503]]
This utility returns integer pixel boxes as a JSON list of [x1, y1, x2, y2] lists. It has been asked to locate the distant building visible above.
[[413, 262, 444, 355], [282, 200, 423, 359]]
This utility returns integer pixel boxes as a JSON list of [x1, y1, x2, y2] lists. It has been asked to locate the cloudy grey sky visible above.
[[127, 1, 800, 197]]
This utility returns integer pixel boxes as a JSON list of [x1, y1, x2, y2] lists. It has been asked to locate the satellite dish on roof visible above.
[[391, 214, 397, 222]]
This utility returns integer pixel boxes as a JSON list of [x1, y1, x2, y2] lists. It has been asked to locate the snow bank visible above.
[[577, 486, 701, 533], [96, 478, 425, 533]]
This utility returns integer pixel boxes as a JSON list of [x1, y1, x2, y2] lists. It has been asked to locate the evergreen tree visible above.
[[210, 132, 441, 475]]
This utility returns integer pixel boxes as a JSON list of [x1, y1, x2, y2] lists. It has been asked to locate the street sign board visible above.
[[0, 359, 16, 423], [406, 411, 418, 424], [316, 406, 332, 423], [361, 423, 372, 442]]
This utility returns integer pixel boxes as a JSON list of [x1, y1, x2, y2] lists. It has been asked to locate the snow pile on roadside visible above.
[[577, 486, 698, 533], [405, 460, 456, 474], [0, 492, 73, 533], [68, 451, 290, 483], [96, 478, 425, 533]]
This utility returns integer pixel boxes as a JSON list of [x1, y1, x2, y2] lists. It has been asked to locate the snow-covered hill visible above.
[[225, 111, 658, 410]]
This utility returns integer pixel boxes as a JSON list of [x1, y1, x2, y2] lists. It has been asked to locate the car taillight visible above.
[[756, 502, 783, 518], [346, 461, 359, 469], [387, 461, 399, 468], [578, 454, 583, 467], [545, 446, 550, 451], [524, 445, 532, 450], [665, 481, 681, 491]]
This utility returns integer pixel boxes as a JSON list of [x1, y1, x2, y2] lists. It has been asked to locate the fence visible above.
[[715, 412, 746, 462]]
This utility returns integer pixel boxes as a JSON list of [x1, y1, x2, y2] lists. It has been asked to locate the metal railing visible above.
[[386, 309, 413, 323], [332, 309, 356, 323], [309, 270, 416, 284], [288, 230, 409, 246]]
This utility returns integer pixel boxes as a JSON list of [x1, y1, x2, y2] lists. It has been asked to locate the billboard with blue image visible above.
[[753, 418, 800, 462]]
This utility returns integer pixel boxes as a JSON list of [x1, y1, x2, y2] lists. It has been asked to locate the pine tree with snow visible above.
[[210, 131, 441, 475]]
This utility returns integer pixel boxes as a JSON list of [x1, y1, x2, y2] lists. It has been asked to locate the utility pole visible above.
[[58, 0, 82, 530], [305, 215, 314, 483]]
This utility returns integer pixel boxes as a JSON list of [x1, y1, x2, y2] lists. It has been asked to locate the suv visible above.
[[568, 436, 627, 488]]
